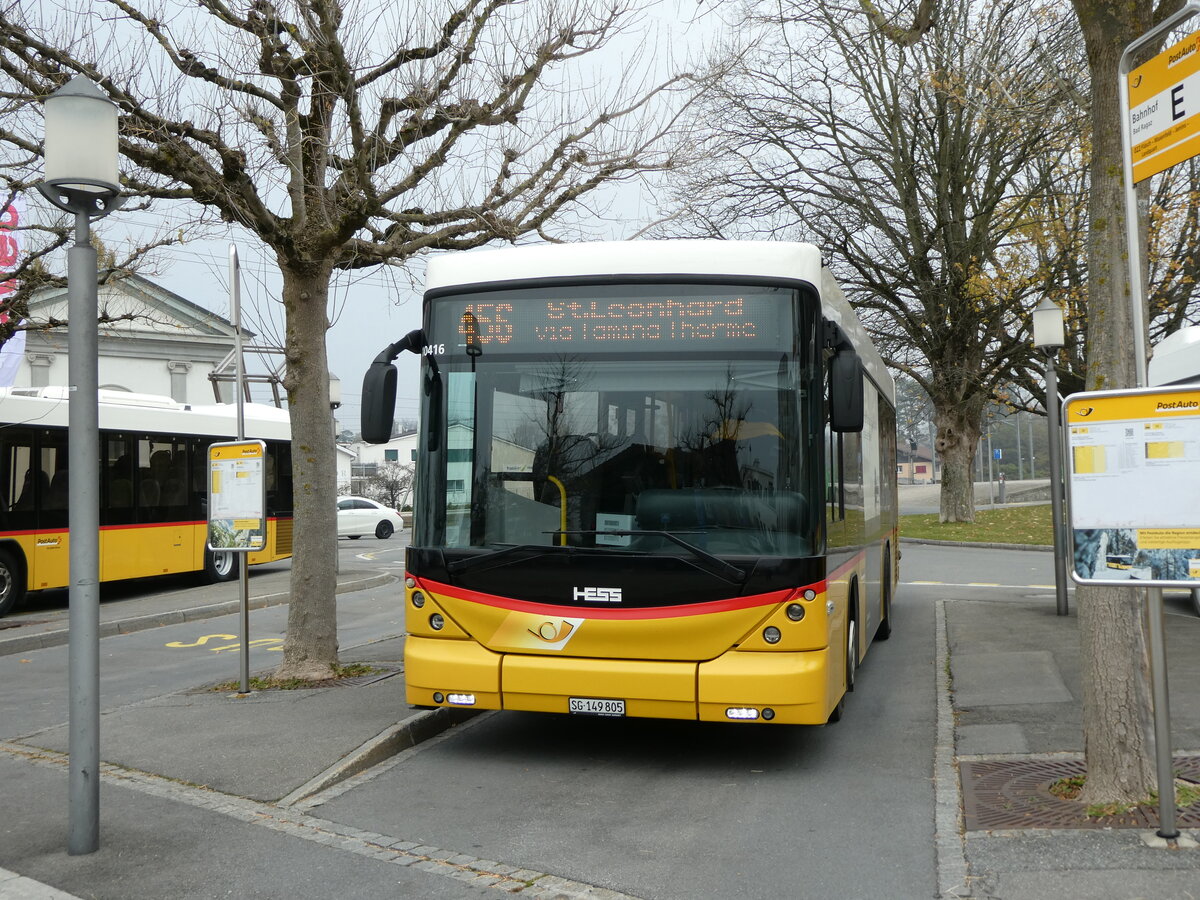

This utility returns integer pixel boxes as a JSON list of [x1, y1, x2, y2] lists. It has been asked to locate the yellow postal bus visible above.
[[0, 387, 292, 616], [362, 240, 898, 725]]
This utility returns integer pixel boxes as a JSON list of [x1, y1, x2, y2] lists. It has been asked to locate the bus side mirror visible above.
[[830, 349, 864, 432], [361, 361, 397, 444], [361, 330, 426, 444]]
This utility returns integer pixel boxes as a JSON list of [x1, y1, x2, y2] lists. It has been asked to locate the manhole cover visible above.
[[961, 756, 1200, 830]]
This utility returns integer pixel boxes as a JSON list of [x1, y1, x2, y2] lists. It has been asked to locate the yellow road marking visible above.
[[166, 633, 283, 652]]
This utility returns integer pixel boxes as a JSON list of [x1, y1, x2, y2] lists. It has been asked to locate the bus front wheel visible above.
[[826, 614, 857, 725], [877, 550, 893, 641], [204, 549, 240, 583], [0, 549, 27, 617]]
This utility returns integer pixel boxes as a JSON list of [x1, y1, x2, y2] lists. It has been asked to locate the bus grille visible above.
[[275, 518, 294, 555]]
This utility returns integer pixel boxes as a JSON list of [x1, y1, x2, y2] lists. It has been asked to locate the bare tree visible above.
[[0, 0, 701, 679], [364, 461, 414, 511], [673, 0, 1081, 522]]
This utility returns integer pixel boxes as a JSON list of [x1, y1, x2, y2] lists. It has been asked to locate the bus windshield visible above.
[[414, 283, 821, 559]]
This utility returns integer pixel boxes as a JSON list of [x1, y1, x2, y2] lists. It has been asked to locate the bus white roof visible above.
[[1149, 326, 1200, 386], [426, 240, 826, 288], [424, 240, 894, 403], [0, 387, 291, 440]]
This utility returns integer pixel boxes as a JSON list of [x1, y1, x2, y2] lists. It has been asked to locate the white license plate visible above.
[[568, 697, 625, 717]]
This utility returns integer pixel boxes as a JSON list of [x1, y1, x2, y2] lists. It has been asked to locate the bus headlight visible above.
[[726, 707, 760, 720], [411, 591, 426, 608], [786, 603, 805, 621], [429, 613, 445, 630], [447, 693, 476, 706], [405, 576, 416, 589], [763, 626, 782, 644]]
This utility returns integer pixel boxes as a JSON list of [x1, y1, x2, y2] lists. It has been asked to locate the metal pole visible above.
[[1016, 413, 1024, 481], [1147, 589, 1178, 838], [1028, 413, 1036, 477], [987, 428, 995, 506], [230, 246, 250, 695], [67, 209, 100, 855], [1044, 356, 1069, 616]]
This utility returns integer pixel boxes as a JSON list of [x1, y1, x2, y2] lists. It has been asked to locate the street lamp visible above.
[[37, 75, 122, 856], [1033, 298, 1069, 616]]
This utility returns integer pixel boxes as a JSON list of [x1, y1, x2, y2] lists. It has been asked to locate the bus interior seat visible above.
[[109, 478, 133, 508], [139, 471, 160, 506], [161, 477, 187, 506], [13, 468, 48, 510], [46, 470, 69, 509], [635, 488, 749, 531]]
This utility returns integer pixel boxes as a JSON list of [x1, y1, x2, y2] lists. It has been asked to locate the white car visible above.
[[337, 496, 406, 539]]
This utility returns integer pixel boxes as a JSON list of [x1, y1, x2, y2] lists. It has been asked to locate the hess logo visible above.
[[574, 586, 622, 603]]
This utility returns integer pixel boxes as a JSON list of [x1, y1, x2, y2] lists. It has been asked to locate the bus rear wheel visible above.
[[204, 549, 240, 583], [0, 549, 26, 617]]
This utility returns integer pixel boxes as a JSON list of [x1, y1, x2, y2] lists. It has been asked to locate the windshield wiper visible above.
[[446, 544, 561, 576], [554, 530, 747, 586]]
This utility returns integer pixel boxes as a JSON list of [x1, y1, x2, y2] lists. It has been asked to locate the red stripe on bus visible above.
[[411, 577, 824, 620], [0, 516, 290, 537]]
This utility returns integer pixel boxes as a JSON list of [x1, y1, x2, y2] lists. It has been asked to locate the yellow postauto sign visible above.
[[1064, 386, 1200, 586], [208, 440, 267, 552], [1129, 30, 1200, 182]]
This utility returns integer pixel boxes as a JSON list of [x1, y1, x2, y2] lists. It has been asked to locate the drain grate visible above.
[[961, 755, 1200, 830]]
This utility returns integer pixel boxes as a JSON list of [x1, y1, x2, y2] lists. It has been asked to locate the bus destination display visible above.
[[435, 286, 793, 354]]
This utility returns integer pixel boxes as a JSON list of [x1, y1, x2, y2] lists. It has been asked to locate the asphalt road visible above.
[[8, 528, 1146, 900]]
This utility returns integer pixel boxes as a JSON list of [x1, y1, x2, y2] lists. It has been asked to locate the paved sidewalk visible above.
[[940, 591, 1200, 899]]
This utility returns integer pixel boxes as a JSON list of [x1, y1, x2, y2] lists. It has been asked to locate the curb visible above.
[[901, 537, 1052, 552], [278, 705, 480, 808], [0, 572, 396, 658]]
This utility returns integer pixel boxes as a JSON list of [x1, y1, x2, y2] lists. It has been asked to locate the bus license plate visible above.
[[569, 697, 625, 717]]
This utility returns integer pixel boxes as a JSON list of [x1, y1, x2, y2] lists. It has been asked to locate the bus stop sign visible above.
[[1065, 384, 1200, 586], [207, 440, 267, 552]]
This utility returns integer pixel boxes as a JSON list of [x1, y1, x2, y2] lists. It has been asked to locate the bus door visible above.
[[31, 430, 69, 591], [134, 436, 192, 575], [0, 428, 46, 589], [100, 434, 138, 581]]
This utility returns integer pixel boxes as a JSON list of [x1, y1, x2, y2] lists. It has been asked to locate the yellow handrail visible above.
[[547, 475, 567, 546]]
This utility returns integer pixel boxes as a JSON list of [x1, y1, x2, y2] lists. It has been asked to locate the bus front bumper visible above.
[[405, 636, 835, 725]]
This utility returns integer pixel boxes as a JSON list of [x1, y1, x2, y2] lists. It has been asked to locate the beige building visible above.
[[14, 273, 245, 402]]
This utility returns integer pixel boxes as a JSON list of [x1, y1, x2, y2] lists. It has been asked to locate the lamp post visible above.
[[1033, 297, 1069, 616], [36, 75, 122, 856]]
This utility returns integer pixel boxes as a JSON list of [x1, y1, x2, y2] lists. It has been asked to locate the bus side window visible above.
[[37, 430, 69, 529], [13, 466, 45, 511], [104, 435, 135, 525], [1, 429, 37, 532]]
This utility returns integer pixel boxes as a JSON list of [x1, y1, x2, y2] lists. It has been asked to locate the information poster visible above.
[[1065, 386, 1200, 586], [207, 440, 267, 552]]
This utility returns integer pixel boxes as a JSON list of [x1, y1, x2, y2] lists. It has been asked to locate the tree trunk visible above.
[[1072, 0, 1158, 806], [274, 262, 340, 681], [1077, 587, 1155, 803], [933, 403, 981, 523]]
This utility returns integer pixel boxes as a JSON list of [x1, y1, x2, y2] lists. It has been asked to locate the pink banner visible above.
[[0, 197, 25, 386]]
